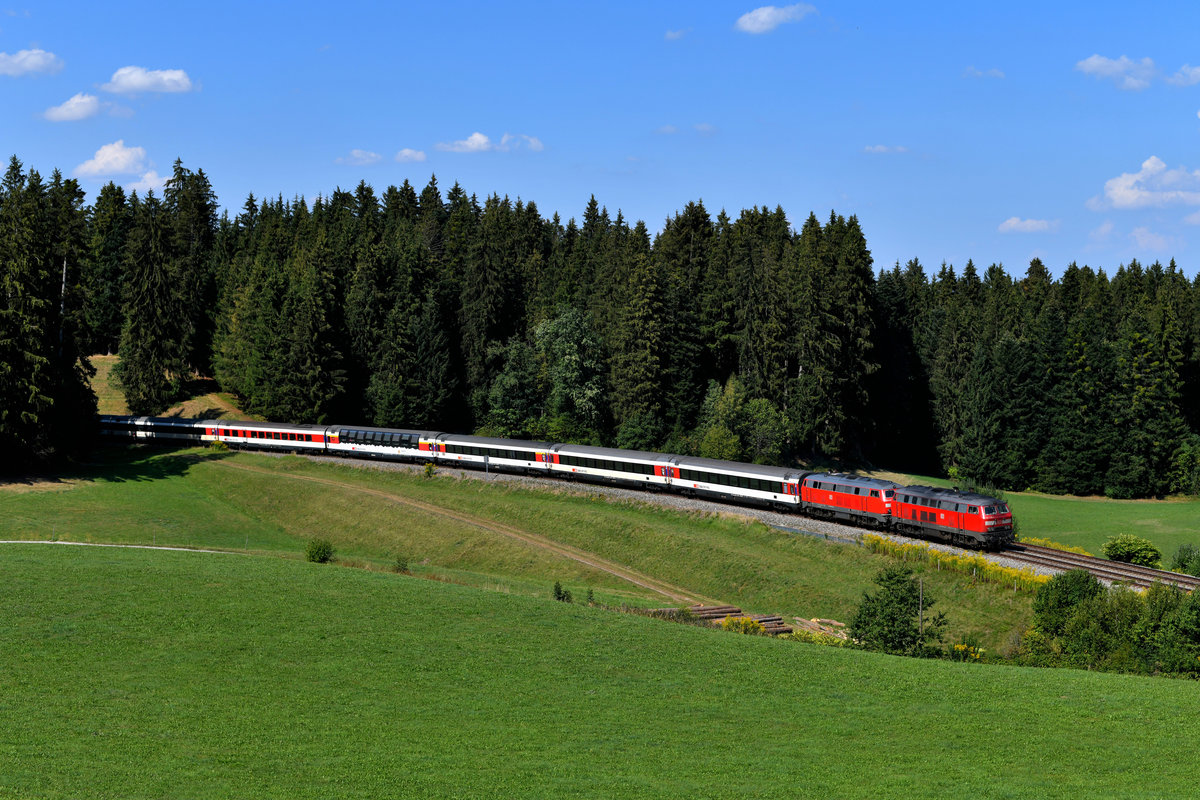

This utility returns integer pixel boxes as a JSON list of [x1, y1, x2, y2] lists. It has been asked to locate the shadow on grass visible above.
[[47, 444, 234, 486], [164, 406, 227, 419]]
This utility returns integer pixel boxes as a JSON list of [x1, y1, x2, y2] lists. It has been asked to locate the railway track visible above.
[[1003, 542, 1200, 591]]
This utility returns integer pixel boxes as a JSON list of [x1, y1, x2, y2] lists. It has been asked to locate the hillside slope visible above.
[[4, 543, 1197, 799]]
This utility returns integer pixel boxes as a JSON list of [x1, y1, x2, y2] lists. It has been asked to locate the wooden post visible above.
[[919, 577, 924, 638]]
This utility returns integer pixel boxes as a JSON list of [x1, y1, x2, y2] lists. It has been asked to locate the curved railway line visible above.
[[1002, 542, 1200, 591], [297, 450, 1200, 594]]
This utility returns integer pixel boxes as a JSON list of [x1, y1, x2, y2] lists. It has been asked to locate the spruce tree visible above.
[[0, 158, 52, 465], [83, 182, 131, 355], [115, 192, 186, 415]]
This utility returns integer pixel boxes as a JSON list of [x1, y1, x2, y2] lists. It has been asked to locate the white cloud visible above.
[[335, 148, 381, 166], [502, 133, 544, 152], [1184, 210, 1200, 226], [395, 148, 426, 163], [665, 28, 688, 40], [1168, 64, 1200, 87], [126, 170, 165, 194], [863, 144, 907, 154], [44, 92, 101, 121], [436, 131, 543, 153], [735, 3, 816, 34], [963, 66, 1004, 79], [436, 131, 493, 152], [1075, 54, 1156, 90], [1089, 220, 1115, 242], [998, 217, 1058, 233], [74, 140, 148, 176], [1130, 226, 1171, 252], [0, 47, 62, 76], [655, 124, 678, 135], [1091, 155, 1200, 210], [102, 65, 193, 94]]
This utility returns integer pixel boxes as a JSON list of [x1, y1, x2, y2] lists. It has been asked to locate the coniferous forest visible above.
[[3, 155, 1199, 498]]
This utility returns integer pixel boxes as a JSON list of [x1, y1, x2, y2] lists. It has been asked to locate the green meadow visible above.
[[4, 543, 1199, 799], [1013, 492, 1200, 558]]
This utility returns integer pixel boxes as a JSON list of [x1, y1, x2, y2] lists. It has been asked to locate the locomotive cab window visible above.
[[870, 490, 879, 498]]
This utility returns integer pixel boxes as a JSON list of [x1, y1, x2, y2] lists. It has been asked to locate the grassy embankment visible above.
[[2, 446, 1030, 652], [91, 354, 254, 420], [5, 542, 1200, 799]]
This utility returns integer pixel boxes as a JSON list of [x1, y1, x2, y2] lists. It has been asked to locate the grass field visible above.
[[4, 543, 1199, 799], [1013, 492, 1200, 559], [2, 445, 1032, 652]]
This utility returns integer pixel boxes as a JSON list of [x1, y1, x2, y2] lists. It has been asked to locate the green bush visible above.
[[848, 566, 946, 657], [1032, 569, 1103, 637], [552, 581, 572, 603], [1101, 534, 1162, 568], [1059, 587, 1146, 671], [1169, 543, 1200, 576], [392, 554, 409, 574], [305, 538, 334, 564], [423, 462, 437, 479]]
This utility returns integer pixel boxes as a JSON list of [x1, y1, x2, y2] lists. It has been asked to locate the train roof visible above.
[[441, 432, 557, 450], [672, 455, 802, 479], [202, 418, 328, 431], [552, 443, 677, 462], [901, 485, 1005, 505], [805, 472, 901, 489], [100, 415, 201, 427], [336, 424, 443, 437]]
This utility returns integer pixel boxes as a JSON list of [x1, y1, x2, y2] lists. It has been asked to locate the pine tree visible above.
[[83, 182, 131, 355], [277, 230, 345, 422], [610, 249, 665, 448], [42, 170, 97, 457], [655, 201, 712, 432], [162, 160, 218, 372], [115, 192, 185, 415], [0, 158, 52, 465]]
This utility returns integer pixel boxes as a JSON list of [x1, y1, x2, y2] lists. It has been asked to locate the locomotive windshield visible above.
[[883, 490, 894, 499]]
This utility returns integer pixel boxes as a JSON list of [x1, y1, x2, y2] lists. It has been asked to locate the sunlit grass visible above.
[[3, 544, 1197, 799]]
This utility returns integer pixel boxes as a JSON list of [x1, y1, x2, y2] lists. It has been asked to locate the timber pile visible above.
[[792, 617, 850, 640], [654, 603, 795, 635]]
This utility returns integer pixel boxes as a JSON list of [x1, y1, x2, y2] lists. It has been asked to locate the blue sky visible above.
[[3, 1, 1200, 277]]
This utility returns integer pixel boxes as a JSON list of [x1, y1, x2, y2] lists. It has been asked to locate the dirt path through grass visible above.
[[218, 461, 710, 605]]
